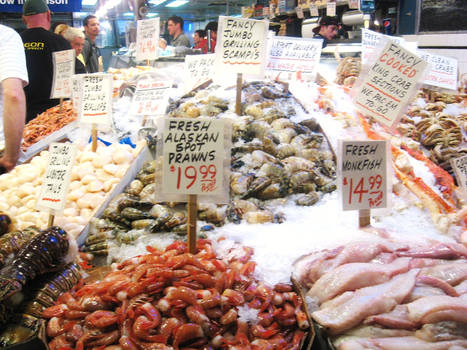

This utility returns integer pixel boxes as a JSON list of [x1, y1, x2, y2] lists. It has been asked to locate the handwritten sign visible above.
[[71, 75, 82, 117], [349, 0, 360, 9], [267, 37, 322, 81], [36, 143, 77, 214], [340, 140, 388, 210], [418, 51, 458, 91], [79, 74, 112, 125], [215, 16, 269, 77], [162, 118, 225, 195], [354, 41, 428, 128], [136, 17, 160, 61], [326, 0, 336, 16], [361, 28, 405, 65], [184, 54, 215, 92], [310, 3, 319, 17], [51, 49, 75, 99], [451, 155, 467, 200], [130, 79, 172, 116]]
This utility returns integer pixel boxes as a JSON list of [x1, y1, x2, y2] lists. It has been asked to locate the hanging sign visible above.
[[349, 0, 360, 9], [452, 155, 467, 200], [326, 0, 336, 16], [136, 17, 160, 61], [50, 49, 75, 99], [183, 54, 215, 92], [267, 37, 323, 81], [354, 41, 428, 128], [418, 51, 458, 91], [36, 142, 77, 214], [162, 118, 225, 196], [361, 28, 405, 65], [129, 79, 172, 116], [310, 3, 319, 17], [1, 1, 81, 13], [79, 74, 112, 125], [339, 140, 389, 210], [215, 16, 269, 77], [296, 6, 304, 19]]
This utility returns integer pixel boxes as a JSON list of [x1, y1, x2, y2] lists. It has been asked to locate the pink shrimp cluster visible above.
[[43, 239, 309, 350]]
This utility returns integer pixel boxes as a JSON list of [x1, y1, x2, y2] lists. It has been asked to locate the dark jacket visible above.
[[82, 34, 101, 73], [313, 33, 328, 48]]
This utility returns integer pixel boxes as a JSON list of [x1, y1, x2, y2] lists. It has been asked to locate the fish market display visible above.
[[0, 142, 141, 237], [45, 239, 309, 349], [0, 263, 81, 347], [335, 57, 361, 87], [293, 239, 467, 349], [22, 101, 76, 151]]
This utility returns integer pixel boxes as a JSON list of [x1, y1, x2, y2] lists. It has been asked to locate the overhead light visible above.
[[149, 0, 168, 5], [82, 0, 97, 6], [147, 12, 159, 17], [165, 0, 189, 8], [123, 12, 134, 17]]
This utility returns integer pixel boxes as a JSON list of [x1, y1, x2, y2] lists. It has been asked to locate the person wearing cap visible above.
[[20, 0, 71, 122], [313, 16, 339, 48], [0, 25, 28, 173], [82, 15, 103, 73]]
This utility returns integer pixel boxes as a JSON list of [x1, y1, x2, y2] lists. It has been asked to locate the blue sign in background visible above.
[[0, 0, 81, 13]]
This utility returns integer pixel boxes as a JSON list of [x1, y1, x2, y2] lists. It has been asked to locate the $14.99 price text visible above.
[[343, 175, 383, 208]]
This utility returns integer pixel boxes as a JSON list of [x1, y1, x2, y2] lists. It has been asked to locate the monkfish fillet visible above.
[[407, 295, 467, 324], [308, 258, 411, 304], [337, 336, 467, 350], [419, 261, 467, 286], [416, 321, 467, 342], [312, 269, 418, 335]]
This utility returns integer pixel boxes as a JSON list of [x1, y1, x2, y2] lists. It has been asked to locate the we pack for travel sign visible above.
[[0, 0, 81, 12]]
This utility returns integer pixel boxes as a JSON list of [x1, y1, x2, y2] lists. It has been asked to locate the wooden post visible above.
[[91, 124, 98, 152], [359, 209, 371, 228], [48, 214, 55, 228], [147, 59, 150, 67], [187, 194, 197, 254], [59, 98, 64, 114], [235, 73, 243, 116]]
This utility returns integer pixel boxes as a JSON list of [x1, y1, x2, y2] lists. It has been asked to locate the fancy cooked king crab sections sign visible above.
[[215, 16, 269, 76], [354, 41, 428, 128]]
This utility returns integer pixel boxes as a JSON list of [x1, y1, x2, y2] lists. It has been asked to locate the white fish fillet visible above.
[[337, 336, 467, 350], [420, 261, 467, 286], [407, 295, 467, 324]]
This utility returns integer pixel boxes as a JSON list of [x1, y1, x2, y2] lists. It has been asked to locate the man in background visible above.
[[82, 15, 102, 73], [0, 25, 28, 172], [161, 15, 190, 49], [63, 27, 86, 74], [312, 16, 339, 48], [21, 0, 71, 122]]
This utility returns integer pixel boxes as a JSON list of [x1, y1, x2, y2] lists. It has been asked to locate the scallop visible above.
[[103, 164, 118, 176], [88, 180, 104, 193], [112, 149, 134, 164]]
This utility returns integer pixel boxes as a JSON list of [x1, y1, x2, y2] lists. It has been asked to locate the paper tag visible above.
[[349, 0, 360, 9], [418, 50, 458, 91], [310, 3, 319, 17], [354, 41, 428, 128], [326, 1, 336, 16], [361, 28, 405, 65], [451, 155, 467, 201], [162, 118, 225, 195], [79, 74, 112, 125], [215, 16, 269, 77], [296, 6, 304, 19], [266, 37, 322, 81], [130, 79, 172, 116], [136, 17, 160, 61], [36, 142, 77, 215], [183, 54, 215, 93], [339, 140, 388, 210], [51, 49, 75, 99], [71, 75, 82, 117]]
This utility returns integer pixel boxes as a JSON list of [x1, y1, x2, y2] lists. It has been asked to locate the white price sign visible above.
[[349, 0, 359, 9], [71, 75, 82, 117], [361, 29, 405, 65], [36, 143, 77, 214], [51, 49, 75, 99], [79, 74, 112, 125], [418, 51, 458, 91], [162, 118, 225, 195], [452, 155, 467, 201], [215, 16, 269, 77], [136, 17, 160, 61], [354, 41, 427, 128], [339, 140, 388, 211], [266, 37, 322, 81], [310, 3, 319, 17], [130, 79, 172, 116], [326, 0, 336, 16], [184, 54, 215, 93]]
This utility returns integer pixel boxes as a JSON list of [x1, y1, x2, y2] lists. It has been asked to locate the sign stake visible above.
[[187, 194, 197, 254], [48, 213, 55, 228], [59, 97, 64, 114], [236, 73, 243, 116], [91, 124, 98, 152], [359, 209, 371, 228]]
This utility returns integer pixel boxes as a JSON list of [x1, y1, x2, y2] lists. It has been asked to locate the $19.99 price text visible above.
[[170, 164, 217, 192]]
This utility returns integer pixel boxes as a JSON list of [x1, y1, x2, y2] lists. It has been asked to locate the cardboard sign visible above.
[[326, 0, 336, 16], [418, 50, 458, 91], [71, 75, 82, 117], [51, 49, 75, 99], [451, 155, 467, 200], [267, 37, 322, 81], [79, 74, 112, 125], [215, 16, 269, 77], [361, 28, 405, 65], [162, 118, 225, 195], [354, 41, 428, 128], [130, 79, 172, 116], [184, 54, 215, 92], [136, 17, 160, 61], [349, 0, 360, 9], [339, 140, 388, 210], [36, 143, 77, 214]]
